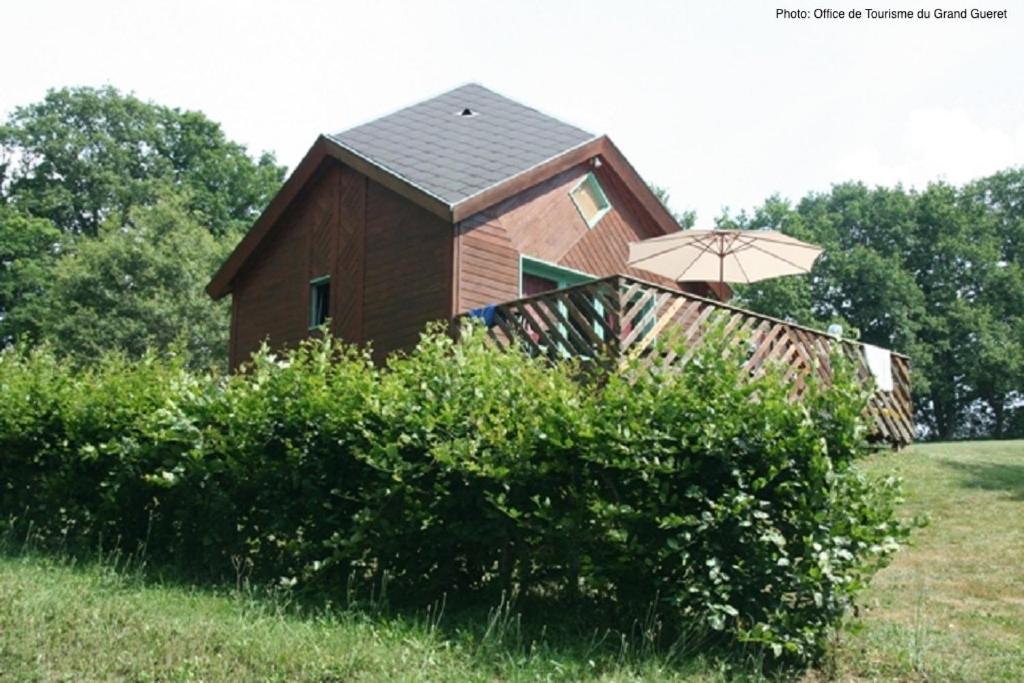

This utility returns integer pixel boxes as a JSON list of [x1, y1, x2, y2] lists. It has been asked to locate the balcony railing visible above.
[[461, 274, 914, 447]]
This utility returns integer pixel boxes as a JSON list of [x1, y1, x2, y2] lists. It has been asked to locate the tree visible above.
[[21, 191, 232, 368], [0, 86, 284, 237], [962, 170, 1024, 436], [0, 206, 62, 344], [968, 168, 1024, 265], [0, 86, 286, 364]]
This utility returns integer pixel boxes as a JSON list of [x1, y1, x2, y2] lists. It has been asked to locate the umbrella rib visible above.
[[728, 236, 761, 254], [637, 230, 709, 244], [721, 232, 824, 256], [738, 234, 823, 249], [724, 231, 743, 255], [732, 251, 753, 283], [673, 236, 724, 280], [744, 241, 819, 272], [630, 240, 706, 267]]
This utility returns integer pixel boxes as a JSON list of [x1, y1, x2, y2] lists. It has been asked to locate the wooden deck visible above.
[[462, 274, 914, 447]]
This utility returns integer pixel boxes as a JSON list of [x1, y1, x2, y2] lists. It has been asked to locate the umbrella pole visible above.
[[719, 233, 725, 298]]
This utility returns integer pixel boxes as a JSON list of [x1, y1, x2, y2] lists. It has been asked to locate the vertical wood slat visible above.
[[455, 275, 914, 447]]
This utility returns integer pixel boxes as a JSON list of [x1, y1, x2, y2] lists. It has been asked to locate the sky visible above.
[[4, 0, 1022, 224]]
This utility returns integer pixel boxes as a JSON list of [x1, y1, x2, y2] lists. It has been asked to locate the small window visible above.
[[309, 276, 330, 328], [569, 172, 611, 228]]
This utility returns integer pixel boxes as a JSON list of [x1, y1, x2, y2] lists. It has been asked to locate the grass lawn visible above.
[[1, 440, 1021, 681], [838, 439, 1024, 681], [0, 558, 731, 682]]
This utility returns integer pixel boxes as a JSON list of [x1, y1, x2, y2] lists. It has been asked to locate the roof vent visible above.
[[457, 107, 478, 117]]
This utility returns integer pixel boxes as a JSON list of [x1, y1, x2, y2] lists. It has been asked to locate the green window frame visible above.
[[568, 172, 612, 229], [519, 256, 595, 294], [309, 275, 330, 329]]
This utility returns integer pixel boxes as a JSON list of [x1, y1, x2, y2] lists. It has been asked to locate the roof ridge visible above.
[[329, 82, 488, 137]]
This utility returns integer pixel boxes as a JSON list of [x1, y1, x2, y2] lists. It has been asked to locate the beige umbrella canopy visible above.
[[628, 229, 823, 285]]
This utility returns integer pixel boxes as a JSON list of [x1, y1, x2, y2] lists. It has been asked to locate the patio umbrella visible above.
[[628, 229, 823, 286]]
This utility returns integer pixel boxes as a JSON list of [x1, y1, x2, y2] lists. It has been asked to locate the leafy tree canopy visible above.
[[14, 190, 232, 369], [0, 86, 286, 367], [0, 205, 62, 344], [0, 86, 285, 237]]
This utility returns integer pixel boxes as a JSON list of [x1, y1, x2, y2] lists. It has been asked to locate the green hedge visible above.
[[0, 326, 910, 664]]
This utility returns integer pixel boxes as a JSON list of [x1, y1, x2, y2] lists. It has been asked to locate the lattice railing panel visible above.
[[460, 275, 914, 447]]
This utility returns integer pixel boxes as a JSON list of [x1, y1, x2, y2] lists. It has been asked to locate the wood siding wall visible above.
[[454, 160, 707, 313], [362, 180, 452, 361], [229, 160, 452, 367]]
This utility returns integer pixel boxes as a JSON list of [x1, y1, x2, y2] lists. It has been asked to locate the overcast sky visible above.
[[4, 0, 1021, 224]]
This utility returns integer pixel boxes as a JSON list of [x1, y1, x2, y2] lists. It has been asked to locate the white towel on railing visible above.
[[863, 344, 893, 392]]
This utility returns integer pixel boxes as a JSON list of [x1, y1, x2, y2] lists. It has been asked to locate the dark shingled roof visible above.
[[327, 83, 597, 205]]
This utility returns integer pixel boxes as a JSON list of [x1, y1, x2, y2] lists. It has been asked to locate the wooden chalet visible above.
[[208, 84, 913, 446]]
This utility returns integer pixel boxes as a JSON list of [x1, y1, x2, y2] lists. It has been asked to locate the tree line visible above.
[[726, 178, 1024, 440], [2, 86, 1021, 439]]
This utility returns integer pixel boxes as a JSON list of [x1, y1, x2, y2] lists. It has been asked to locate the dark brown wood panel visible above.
[[307, 167, 336, 280], [226, 130, 735, 368], [363, 179, 453, 360], [209, 138, 333, 300], [229, 160, 454, 367], [231, 168, 321, 365], [332, 165, 366, 343]]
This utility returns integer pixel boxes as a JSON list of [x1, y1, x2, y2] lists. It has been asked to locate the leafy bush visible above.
[[0, 326, 911, 665]]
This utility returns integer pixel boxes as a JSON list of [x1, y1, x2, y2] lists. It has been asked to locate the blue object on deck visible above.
[[468, 304, 497, 327]]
